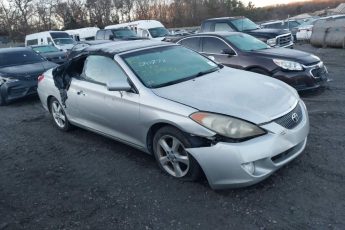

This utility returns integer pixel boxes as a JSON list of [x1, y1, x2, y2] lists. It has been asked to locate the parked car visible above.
[[65, 27, 100, 41], [176, 32, 329, 92], [0, 47, 57, 105], [37, 40, 309, 189], [95, 27, 143, 41], [31, 45, 67, 64], [260, 20, 301, 40], [105, 20, 170, 40], [200, 17, 294, 48], [25, 31, 76, 51], [296, 15, 345, 41]]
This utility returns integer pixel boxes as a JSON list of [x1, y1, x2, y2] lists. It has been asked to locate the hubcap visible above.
[[156, 135, 190, 178], [51, 101, 66, 128]]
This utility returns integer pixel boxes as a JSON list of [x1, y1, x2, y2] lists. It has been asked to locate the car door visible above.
[[201, 36, 241, 68], [69, 55, 141, 147]]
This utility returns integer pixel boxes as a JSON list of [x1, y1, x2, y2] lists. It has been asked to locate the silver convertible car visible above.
[[37, 40, 309, 189]]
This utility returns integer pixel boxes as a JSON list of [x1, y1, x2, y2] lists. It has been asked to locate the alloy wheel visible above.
[[51, 101, 66, 128], [156, 135, 190, 178]]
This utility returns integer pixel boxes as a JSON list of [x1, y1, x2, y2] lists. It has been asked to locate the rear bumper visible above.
[[187, 100, 309, 190], [0, 80, 38, 104]]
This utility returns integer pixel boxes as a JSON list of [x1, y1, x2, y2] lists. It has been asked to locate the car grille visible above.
[[311, 66, 328, 80], [274, 103, 303, 129], [277, 34, 292, 47]]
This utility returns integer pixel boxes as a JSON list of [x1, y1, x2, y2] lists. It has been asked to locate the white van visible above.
[[25, 31, 76, 51], [65, 27, 100, 41], [105, 20, 170, 40]]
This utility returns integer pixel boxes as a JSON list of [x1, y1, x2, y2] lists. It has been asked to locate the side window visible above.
[[202, 37, 229, 54], [214, 23, 234, 32], [27, 39, 38, 46], [202, 22, 213, 32], [96, 30, 105, 40], [82, 56, 128, 85], [105, 30, 113, 40], [47, 37, 53, 44], [179, 37, 201, 52]]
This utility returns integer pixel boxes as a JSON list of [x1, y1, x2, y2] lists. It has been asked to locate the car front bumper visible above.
[[0, 80, 38, 104], [187, 100, 309, 190], [272, 63, 329, 92]]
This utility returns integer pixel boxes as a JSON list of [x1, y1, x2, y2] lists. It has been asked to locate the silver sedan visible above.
[[37, 40, 309, 189]]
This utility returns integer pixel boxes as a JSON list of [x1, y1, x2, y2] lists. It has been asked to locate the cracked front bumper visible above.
[[187, 100, 309, 190]]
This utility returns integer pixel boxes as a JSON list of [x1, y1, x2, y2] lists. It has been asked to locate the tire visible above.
[[152, 126, 202, 181], [249, 68, 271, 76], [49, 97, 71, 131]]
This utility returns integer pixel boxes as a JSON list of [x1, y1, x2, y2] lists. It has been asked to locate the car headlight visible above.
[[273, 59, 303, 71], [267, 38, 277, 46], [190, 112, 266, 139]]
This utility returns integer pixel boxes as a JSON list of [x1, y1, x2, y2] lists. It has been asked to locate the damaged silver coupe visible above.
[[37, 40, 309, 189]]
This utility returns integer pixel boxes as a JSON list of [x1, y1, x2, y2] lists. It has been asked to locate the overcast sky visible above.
[[243, 0, 309, 7]]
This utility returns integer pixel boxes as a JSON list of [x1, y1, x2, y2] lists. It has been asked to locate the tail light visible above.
[[38, 74, 44, 83]]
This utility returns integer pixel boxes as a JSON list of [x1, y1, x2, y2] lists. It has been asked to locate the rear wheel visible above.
[[249, 68, 271, 76], [153, 126, 202, 181], [49, 97, 71, 131]]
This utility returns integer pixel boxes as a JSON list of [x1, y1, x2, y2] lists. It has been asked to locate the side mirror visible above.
[[221, 49, 236, 56], [106, 78, 131, 91]]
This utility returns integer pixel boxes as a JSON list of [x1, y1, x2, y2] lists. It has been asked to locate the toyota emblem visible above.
[[291, 113, 299, 123]]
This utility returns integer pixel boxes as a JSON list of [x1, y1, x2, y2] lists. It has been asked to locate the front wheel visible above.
[[153, 126, 202, 181], [49, 97, 71, 131]]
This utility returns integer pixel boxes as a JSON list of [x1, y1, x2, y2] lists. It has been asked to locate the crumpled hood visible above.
[[152, 67, 299, 124]]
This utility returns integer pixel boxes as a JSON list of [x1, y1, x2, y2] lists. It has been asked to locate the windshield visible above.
[[0, 50, 45, 67], [122, 46, 219, 88], [112, 28, 137, 39], [53, 38, 76, 45], [225, 34, 270, 51], [32, 45, 60, 53], [231, 18, 259, 31], [148, 27, 170, 38]]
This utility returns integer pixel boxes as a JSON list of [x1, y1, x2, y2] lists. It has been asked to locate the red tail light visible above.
[[38, 75, 44, 83]]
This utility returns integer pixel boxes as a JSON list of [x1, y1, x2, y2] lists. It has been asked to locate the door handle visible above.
[[77, 90, 86, 96]]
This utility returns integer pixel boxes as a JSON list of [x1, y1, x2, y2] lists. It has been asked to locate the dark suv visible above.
[[200, 17, 293, 48], [96, 28, 142, 41], [176, 32, 329, 92]]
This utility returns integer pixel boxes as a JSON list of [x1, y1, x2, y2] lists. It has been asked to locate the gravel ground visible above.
[[0, 44, 344, 230]]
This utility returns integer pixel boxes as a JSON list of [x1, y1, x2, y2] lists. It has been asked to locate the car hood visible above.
[[40, 51, 66, 59], [246, 28, 290, 38], [0, 61, 57, 80], [252, 47, 320, 65], [152, 67, 299, 124]]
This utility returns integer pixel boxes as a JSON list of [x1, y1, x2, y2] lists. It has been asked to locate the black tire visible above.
[[49, 97, 71, 131], [152, 126, 202, 181], [249, 68, 271, 76]]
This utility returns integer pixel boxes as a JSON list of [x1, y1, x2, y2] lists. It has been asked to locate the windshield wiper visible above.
[[153, 67, 219, 88]]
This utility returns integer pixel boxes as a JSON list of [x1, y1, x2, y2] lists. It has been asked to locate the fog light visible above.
[[242, 162, 255, 174]]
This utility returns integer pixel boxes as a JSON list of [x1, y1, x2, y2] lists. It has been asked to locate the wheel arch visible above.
[[146, 122, 212, 154]]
